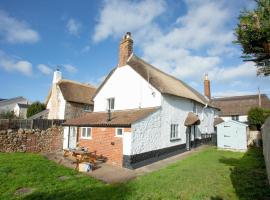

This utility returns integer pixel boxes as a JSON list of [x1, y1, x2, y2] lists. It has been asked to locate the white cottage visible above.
[[64, 32, 218, 168]]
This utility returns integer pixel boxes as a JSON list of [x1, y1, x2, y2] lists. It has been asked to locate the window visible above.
[[83, 104, 91, 112], [170, 124, 180, 141], [193, 102, 197, 114], [81, 127, 92, 139], [107, 98, 115, 110], [231, 115, 239, 121], [115, 128, 124, 137]]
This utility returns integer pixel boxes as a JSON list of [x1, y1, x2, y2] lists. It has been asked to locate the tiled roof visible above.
[[63, 107, 159, 127]]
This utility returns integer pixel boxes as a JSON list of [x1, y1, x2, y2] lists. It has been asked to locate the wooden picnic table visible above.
[[63, 149, 98, 170]]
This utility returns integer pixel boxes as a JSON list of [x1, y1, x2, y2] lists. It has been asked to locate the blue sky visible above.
[[0, 0, 269, 102]]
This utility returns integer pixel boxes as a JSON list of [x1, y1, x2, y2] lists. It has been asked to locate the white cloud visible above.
[[0, 50, 32, 76], [63, 64, 77, 73], [66, 18, 82, 36], [93, 0, 265, 96], [209, 62, 256, 82], [92, 0, 166, 42], [0, 10, 40, 44], [37, 64, 53, 75]]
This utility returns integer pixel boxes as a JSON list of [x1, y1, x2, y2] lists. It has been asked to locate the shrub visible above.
[[26, 102, 46, 118], [248, 107, 269, 130]]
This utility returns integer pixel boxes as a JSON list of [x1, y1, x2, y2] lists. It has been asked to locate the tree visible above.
[[27, 101, 46, 118], [0, 111, 17, 119], [248, 107, 269, 130], [234, 0, 270, 76]]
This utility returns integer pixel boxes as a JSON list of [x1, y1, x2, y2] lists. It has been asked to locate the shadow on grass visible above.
[[22, 184, 130, 200], [219, 147, 270, 200]]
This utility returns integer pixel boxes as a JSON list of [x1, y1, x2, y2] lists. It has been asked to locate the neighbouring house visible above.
[[44, 70, 97, 120], [0, 97, 30, 117], [211, 94, 270, 123], [13, 103, 30, 119], [216, 120, 248, 151], [63, 32, 218, 169]]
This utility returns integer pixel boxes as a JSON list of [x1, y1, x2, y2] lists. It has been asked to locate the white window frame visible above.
[[80, 127, 92, 139], [115, 128, 124, 137], [107, 97, 115, 111], [170, 124, 180, 141]]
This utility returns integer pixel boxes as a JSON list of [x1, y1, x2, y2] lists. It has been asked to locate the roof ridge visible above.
[[59, 79, 96, 89], [212, 94, 266, 101]]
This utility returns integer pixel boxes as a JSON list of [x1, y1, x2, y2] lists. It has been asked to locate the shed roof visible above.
[[216, 120, 248, 127], [211, 94, 270, 116], [63, 107, 159, 127]]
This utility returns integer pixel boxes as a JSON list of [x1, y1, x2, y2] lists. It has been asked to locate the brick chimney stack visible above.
[[118, 32, 133, 67], [204, 73, 211, 99]]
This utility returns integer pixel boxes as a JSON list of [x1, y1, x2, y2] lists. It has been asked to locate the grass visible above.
[[0, 147, 269, 200]]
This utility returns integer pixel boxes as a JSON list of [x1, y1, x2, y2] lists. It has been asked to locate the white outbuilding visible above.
[[216, 120, 248, 151]]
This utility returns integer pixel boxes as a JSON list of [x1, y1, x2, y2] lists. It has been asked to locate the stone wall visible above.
[[0, 127, 63, 153], [262, 116, 270, 184], [65, 101, 93, 120]]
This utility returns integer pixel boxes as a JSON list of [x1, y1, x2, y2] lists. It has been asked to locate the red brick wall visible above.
[[78, 127, 131, 167]]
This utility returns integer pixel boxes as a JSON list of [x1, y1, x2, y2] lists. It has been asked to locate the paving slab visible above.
[[43, 145, 210, 184]]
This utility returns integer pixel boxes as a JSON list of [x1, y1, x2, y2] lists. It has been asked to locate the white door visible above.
[[68, 126, 77, 149], [63, 127, 69, 149]]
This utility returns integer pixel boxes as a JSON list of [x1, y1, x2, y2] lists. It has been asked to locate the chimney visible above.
[[118, 32, 133, 67], [204, 73, 211, 99], [53, 68, 62, 84]]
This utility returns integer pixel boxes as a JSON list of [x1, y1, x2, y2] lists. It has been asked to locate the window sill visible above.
[[80, 137, 92, 140], [170, 138, 181, 142], [115, 135, 123, 138]]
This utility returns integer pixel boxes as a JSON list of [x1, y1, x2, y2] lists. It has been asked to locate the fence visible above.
[[262, 116, 270, 184], [0, 119, 65, 130]]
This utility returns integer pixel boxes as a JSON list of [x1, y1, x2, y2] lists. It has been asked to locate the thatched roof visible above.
[[93, 54, 214, 107], [63, 107, 159, 127], [211, 94, 270, 116], [184, 112, 200, 126], [46, 79, 96, 105]]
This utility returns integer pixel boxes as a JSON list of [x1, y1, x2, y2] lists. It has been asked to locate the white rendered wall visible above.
[[221, 115, 248, 123], [94, 65, 162, 112], [47, 85, 66, 119], [129, 95, 216, 155]]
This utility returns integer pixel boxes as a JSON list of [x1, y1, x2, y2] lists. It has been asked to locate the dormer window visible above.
[[107, 98, 115, 110]]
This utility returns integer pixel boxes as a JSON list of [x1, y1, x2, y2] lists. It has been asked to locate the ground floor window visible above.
[[81, 127, 92, 139], [115, 128, 124, 137], [170, 124, 179, 141]]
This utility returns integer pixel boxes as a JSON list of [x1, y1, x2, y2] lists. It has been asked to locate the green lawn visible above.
[[0, 147, 269, 200]]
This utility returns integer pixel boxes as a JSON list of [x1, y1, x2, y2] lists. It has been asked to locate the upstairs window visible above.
[[107, 97, 115, 110], [83, 104, 91, 112], [232, 115, 239, 121], [81, 127, 92, 139], [170, 124, 180, 141]]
